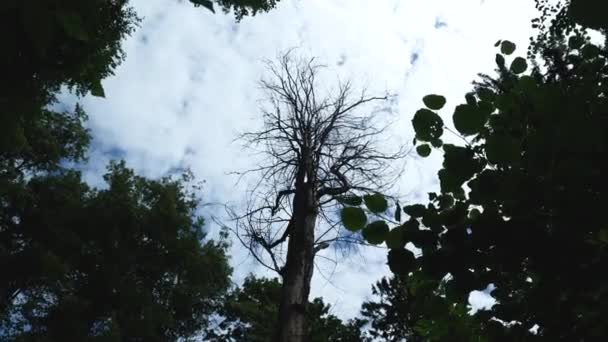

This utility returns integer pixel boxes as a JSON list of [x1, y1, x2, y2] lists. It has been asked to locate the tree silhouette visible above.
[[231, 51, 404, 342], [205, 276, 366, 342], [347, 12, 608, 341]]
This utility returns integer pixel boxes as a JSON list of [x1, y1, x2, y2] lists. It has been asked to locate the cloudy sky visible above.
[[60, 0, 537, 319]]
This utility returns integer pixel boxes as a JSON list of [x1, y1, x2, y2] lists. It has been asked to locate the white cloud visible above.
[[60, 0, 537, 319]]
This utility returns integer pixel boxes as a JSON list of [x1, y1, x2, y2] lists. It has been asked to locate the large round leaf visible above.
[[362, 221, 389, 245], [386, 227, 406, 249], [510, 57, 528, 74], [387, 249, 416, 275], [412, 109, 444, 142], [452, 104, 488, 136], [341, 207, 367, 231], [403, 204, 426, 218], [364, 194, 388, 213], [416, 144, 431, 157], [500, 40, 516, 55], [422, 94, 446, 110]]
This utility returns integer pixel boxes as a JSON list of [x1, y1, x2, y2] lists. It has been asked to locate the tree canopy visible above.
[[341, 9, 608, 341], [205, 276, 365, 342], [1, 163, 232, 341]]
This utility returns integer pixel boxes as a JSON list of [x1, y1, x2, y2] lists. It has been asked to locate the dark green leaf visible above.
[[510, 57, 528, 74], [341, 207, 367, 231], [485, 134, 521, 164], [412, 109, 444, 142], [494, 39, 502, 47], [422, 94, 447, 110], [335, 195, 362, 206], [430, 138, 443, 148], [386, 227, 406, 249], [90, 80, 105, 98], [416, 144, 431, 157], [468, 208, 481, 221], [56, 11, 89, 41], [403, 204, 426, 218], [477, 87, 496, 103], [453, 104, 488, 136], [582, 44, 599, 59], [362, 221, 389, 245], [190, 0, 215, 12], [568, 36, 584, 49], [465, 93, 477, 106], [394, 202, 402, 222], [500, 40, 516, 55], [495, 54, 505, 67], [364, 194, 388, 213], [387, 249, 416, 275]]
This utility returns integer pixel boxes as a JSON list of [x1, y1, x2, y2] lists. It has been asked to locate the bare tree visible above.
[[230, 51, 405, 342]]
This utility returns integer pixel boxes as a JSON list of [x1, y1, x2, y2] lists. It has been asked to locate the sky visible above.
[[59, 0, 537, 320]]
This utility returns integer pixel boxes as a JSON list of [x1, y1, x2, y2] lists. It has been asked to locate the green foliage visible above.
[[387, 249, 415, 275], [453, 104, 489, 136], [361, 275, 487, 342], [335, 195, 363, 206], [195, 0, 280, 20], [399, 27, 608, 340], [1, 162, 232, 341], [500, 40, 516, 55], [412, 109, 444, 142], [510, 57, 528, 74], [363, 193, 388, 213], [416, 144, 431, 157], [205, 276, 366, 342], [341, 207, 367, 232], [422, 95, 446, 110], [403, 204, 426, 218], [362, 221, 389, 245]]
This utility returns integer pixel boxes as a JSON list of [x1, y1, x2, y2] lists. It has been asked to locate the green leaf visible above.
[[416, 144, 431, 157], [494, 39, 502, 47], [387, 249, 416, 275], [362, 221, 389, 245], [422, 95, 446, 110], [568, 36, 584, 49], [468, 208, 481, 221], [510, 57, 528, 74], [394, 202, 402, 222], [364, 194, 388, 213], [403, 204, 426, 218], [91, 80, 105, 98], [190, 0, 215, 12], [485, 134, 521, 164], [477, 101, 495, 115], [465, 92, 477, 106], [453, 104, 488, 136], [430, 138, 443, 148], [22, 4, 54, 56], [56, 11, 89, 41], [335, 195, 362, 206], [477, 87, 496, 103], [500, 40, 516, 55], [341, 207, 367, 231], [412, 109, 444, 142], [386, 227, 406, 249], [582, 44, 599, 59], [495, 54, 505, 67]]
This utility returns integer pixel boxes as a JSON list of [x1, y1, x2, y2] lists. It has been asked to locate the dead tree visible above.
[[232, 51, 405, 342]]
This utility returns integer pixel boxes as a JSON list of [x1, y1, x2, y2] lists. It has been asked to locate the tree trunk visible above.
[[274, 178, 318, 342]]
